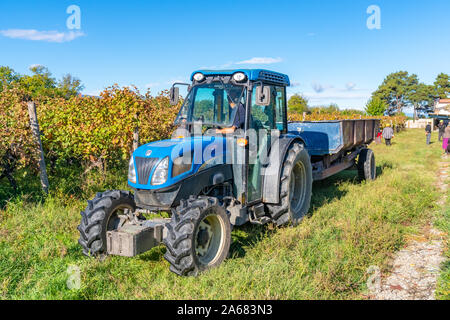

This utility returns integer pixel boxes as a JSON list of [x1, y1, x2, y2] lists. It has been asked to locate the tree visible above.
[[19, 65, 59, 98], [434, 73, 450, 99], [58, 74, 84, 99], [340, 108, 366, 116], [288, 94, 309, 113], [0, 66, 20, 89], [365, 97, 387, 116], [14, 65, 84, 99], [310, 103, 340, 114], [408, 82, 435, 120], [372, 71, 417, 115]]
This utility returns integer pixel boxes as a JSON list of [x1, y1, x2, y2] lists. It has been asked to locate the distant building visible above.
[[434, 99, 450, 116], [429, 99, 450, 128]]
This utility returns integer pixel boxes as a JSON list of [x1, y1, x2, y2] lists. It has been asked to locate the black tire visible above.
[[267, 142, 313, 227], [358, 148, 376, 181], [164, 196, 231, 276], [78, 190, 136, 257]]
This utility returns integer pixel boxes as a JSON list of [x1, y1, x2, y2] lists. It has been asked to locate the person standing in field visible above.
[[375, 128, 383, 144], [382, 124, 394, 146], [438, 120, 445, 142], [425, 123, 432, 145], [442, 123, 450, 156]]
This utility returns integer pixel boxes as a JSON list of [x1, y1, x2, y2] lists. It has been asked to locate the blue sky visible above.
[[0, 0, 449, 110]]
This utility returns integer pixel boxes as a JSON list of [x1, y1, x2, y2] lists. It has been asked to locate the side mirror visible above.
[[170, 86, 179, 105], [255, 86, 271, 106]]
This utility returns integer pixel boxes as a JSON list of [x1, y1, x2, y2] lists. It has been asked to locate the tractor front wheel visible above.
[[78, 190, 136, 257], [164, 196, 231, 276]]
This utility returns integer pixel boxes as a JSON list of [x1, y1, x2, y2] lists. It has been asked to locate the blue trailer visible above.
[[288, 120, 379, 180], [78, 69, 380, 276]]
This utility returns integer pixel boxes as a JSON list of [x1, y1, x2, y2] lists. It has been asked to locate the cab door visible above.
[[247, 85, 287, 203]]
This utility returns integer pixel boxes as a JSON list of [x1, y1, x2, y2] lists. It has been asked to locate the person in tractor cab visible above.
[[216, 89, 246, 134]]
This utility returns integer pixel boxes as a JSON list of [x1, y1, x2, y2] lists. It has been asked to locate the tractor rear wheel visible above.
[[267, 142, 313, 227], [164, 196, 231, 276], [358, 148, 376, 181], [78, 190, 136, 257]]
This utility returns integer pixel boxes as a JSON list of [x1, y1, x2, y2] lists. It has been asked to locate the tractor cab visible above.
[[171, 70, 289, 134], [169, 70, 290, 207]]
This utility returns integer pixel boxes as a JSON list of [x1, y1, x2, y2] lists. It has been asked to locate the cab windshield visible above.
[[175, 83, 246, 128]]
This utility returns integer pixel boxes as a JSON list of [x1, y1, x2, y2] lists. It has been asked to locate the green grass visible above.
[[436, 172, 450, 300], [0, 129, 447, 300]]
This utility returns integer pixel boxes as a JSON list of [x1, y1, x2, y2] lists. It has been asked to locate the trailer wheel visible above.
[[267, 142, 313, 227], [164, 196, 231, 276], [358, 148, 376, 181], [78, 190, 135, 257]]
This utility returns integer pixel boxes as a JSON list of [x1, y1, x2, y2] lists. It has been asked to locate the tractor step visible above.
[[106, 219, 168, 257]]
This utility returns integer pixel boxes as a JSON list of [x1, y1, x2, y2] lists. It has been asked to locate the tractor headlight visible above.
[[193, 73, 205, 82], [151, 157, 169, 186], [128, 157, 136, 184]]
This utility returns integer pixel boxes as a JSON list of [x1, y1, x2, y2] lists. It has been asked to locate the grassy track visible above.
[[436, 167, 450, 300], [0, 129, 447, 300]]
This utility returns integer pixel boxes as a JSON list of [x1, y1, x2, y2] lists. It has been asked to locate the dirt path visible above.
[[368, 160, 447, 300]]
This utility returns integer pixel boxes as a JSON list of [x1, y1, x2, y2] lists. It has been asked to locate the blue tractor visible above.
[[78, 69, 379, 276]]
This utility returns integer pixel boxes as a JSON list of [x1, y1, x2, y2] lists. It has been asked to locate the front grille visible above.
[[135, 157, 158, 185]]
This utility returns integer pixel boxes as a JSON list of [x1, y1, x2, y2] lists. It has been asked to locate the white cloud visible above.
[[304, 87, 371, 103], [345, 82, 357, 91], [306, 91, 370, 101], [29, 64, 44, 69], [236, 57, 283, 65], [0, 29, 85, 43], [200, 62, 234, 70], [199, 57, 283, 70], [311, 82, 334, 93]]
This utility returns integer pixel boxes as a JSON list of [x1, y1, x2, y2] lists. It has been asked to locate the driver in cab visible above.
[[216, 90, 246, 134]]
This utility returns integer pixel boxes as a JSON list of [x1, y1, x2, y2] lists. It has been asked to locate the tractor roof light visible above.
[[193, 73, 206, 82], [233, 72, 247, 82]]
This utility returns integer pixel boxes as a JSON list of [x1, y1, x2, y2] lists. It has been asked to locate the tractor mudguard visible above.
[[261, 135, 306, 204]]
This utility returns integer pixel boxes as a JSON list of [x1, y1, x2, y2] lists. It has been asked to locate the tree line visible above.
[[0, 65, 84, 100], [288, 72, 450, 118]]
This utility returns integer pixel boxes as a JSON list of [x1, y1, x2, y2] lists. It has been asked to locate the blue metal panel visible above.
[[190, 69, 290, 86], [288, 122, 344, 156], [128, 136, 228, 190]]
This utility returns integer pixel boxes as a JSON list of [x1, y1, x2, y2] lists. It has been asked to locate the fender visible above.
[[261, 134, 307, 204]]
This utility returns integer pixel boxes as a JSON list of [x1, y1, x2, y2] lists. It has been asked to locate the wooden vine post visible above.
[[27, 101, 49, 194], [132, 112, 140, 152]]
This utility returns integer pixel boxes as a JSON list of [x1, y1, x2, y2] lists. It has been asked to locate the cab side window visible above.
[[274, 87, 286, 132], [251, 85, 276, 130], [250, 85, 286, 131]]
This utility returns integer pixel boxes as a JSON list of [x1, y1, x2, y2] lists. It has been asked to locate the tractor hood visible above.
[[128, 135, 230, 190]]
